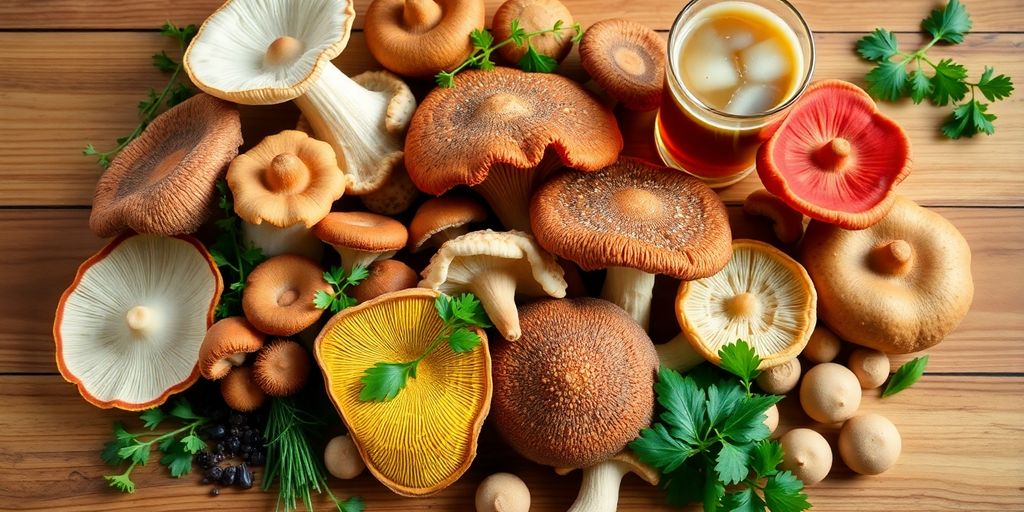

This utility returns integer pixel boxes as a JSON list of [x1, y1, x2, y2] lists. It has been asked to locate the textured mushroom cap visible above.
[[253, 339, 311, 396], [54, 234, 222, 410], [531, 157, 732, 279], [350, 259, 420, 303], [199, 317, 266, 380], [90, 94, 242, 237], [360, 162, 420, 215], [220, 366, 267, 412], [492, 0, 575, 64], [405, 68, 622, 195], [313, 211, 409, 252], [676, 240, 817, 369], [838, 413, 902, 475], [227, 130, 346, 228], [799, 362, 862, 424], [755, 357, 801, 395], [365, 0, 485, 77], [579, 18, 666, 111], [242, 254, 331, 336], [757, 80, 912, 230], [800, 197, 973, 354], [408, 196, 489, 252], [315, 288, 491, 496], [475, 472, 531, 512], [492, 298, 657, 468], [184, 0, 355, 104]]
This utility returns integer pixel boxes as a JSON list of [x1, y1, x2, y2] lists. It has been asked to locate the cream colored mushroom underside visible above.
[[682, 246, 813, 357], [58, 235, 216, 404]]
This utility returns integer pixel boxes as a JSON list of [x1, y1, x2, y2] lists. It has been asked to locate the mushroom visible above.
[[847, 348, 890, 389], [838, 413, 902, 475], [242, 254, 332, 337], [674, 239, 817, 368], [364, 0, 485, 78], [800, 362, 862, 424], [475, 472, 531, 512], [491, 0, 575, 65], [743, 189, 806, 245], [314, 288, 491, 496], [253, 339, 311, 397], [803, 325, 842, 363], [351, 259, 420, 303], [313, 211, 409, 272], [419, 229, 568, 341], [555, 451, 659, 512], [89, 93, 242, 237], [531, 157, 732, 330], [408, 195, 489, 253], [54, 233, 222, 410], [756, 357, 801, 395], [764, 404, 780, 436], [324, 434, 366, 480], [184, 0, 417, 195], [405, 67, 622, 232], [228, 130, 346, 259], [779, 428, 833, 485], [491, 298, 657, 468], [756, 80, 912, 229], [198, 317, 266, 380], [220, 366, 267, 412], [579, 18, 666, 111], [800, 196, 974, 353], [359, 162, 420, 216]]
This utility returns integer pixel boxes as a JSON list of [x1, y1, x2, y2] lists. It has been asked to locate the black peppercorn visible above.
[[237, 463, 253, 490], [220, 465, 237, 486]]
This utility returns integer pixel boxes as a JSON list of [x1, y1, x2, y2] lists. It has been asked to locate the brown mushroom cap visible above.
[[199, 317, 266, 380], [492, 298, 657, 468], [90, 93, 242, 237], [579, 18, 666, 111], [242, 254, 331, 336], [221, 366, 266, 412], [492, 0, 575, 64], [408, 196, 489, 252], [253, 339, 311, 396], [350, 259, 419, 303], [313, 211, 409, 270], [365, 0, 485, 77]]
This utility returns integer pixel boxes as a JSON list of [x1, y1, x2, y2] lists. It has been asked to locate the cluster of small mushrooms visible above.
[[52, 0, 977, 509]]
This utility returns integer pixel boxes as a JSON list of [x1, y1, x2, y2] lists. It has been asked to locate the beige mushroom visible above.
[[847, 348, 890, 389], [475, 472, 531, 512], [803, 325, 842, 363], [324, 434, 366, 480], [365, 0, 485, 78], [556, 451, 659, 512], [359, 162, 420, 215], [756, 357, 801, 395]]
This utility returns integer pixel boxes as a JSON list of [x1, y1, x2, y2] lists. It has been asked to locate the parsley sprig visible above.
[[209, 181, 266, 319], [856, 0, 1014, 138], [358, 293, 491, 401], [313, 266, 369, 312], [630, 340, 810, 512], [101, 398, 207, 493], [436, 18, 584, 87], [83, 22, 198, 167]]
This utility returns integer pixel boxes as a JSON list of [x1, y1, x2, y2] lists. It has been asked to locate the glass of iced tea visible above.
[[656, 0, 815, 188]]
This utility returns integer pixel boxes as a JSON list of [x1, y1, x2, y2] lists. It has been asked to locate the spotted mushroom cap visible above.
[[313, 211, 409, 253], [492, 298, 657, 468], [198, 316, 266, 380], [408, 196, 490, 252], [491, 0, 575, 64], [531, 157, 732, 279], [253, 339, 311, 397], [89, 93, 242, 237], [579, 18, 667, 111], [242, 254, 331, 336], [364, 0, 485, 77]]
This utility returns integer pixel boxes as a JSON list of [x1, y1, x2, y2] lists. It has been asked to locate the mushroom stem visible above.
[[403, 0, 443, 30], [427, 226, 470, 250], [869, 239, 914, 276], [600, 267, 656, 330], [242, 221, 324, 261], [331, 247, 398, 274], [474, 159, 562, 233], [567, 459, 632, 512], [813, 137, 852, 171], [469, 269, 523, 341], [655, 333, 706, 372], [126, 306, 157, 336]]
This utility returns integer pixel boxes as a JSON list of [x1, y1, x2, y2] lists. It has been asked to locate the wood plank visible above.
[[0, 375, 1020, 510], [0, 0, 1020, 32], [4, 207, 1021, 374], [1, 31, 1021, 207]]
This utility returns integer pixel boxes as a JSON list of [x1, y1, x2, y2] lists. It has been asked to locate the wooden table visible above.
[[1, 0, 1021, 510]]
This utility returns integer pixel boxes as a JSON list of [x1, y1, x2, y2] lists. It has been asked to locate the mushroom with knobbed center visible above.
[[579, 18, 666, 111], [199, 316, 266, 380], [365, 0, 485, 78], [313, 212, 409, 272], [242, 254, 332, 337]]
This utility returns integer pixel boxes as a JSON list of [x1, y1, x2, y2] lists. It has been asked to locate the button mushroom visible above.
[[531, 157, 732, 330], [491, 0, 576, 65], [253, 339, 311, 397], [579, 18, 666, 111], [779, 428, 833, 485], [220, 366, 267, 413], [839, 413, 902, 475], [350, 259, 420, 303], [365, 0, 485, 78], [408, 195, 489, 253], [555, 450, 659, 512], [405, 67, 622, 232], [89, 93, 242, 237], [54, 234, 222, 410], [803, 325, 843, 363], [198, 316, 266, 380], [313, 212, 409, 272], [847, 348, 890, 389], [419, 229, 568, 341], [800, 362, 862, 424], [324, 433, 366, 480], [184, 0, 417, 195], [475, 472, 531, 512], [800, 196, 974, 353], [242, 254, 332, 337]]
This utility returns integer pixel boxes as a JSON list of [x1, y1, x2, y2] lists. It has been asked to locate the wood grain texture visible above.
[[0, 0, 1021, 32]]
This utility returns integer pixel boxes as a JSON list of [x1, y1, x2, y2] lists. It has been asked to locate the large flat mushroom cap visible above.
[[531, 157, 732, 279], [53, 234, 222, 410], [405, 67, 622, 195], [314, 288, 491, 496]]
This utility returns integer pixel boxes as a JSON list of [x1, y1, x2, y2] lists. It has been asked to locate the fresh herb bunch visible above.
[[101, 398, 208, 493], [83, 22, 198, 167], [209, 181, 266, 319], [630, 341, 810, 512], [856, 0, 1014, 138], [359, 293, 491, 401], [436, 18, 585, 87], [883, 355, 929, 397], [263, 397, 364, 512], [313, 266, 369, 312]]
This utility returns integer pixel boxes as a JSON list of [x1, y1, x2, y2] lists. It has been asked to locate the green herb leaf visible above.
[[718, 340, 761, 385], [113, 421, 136, 441], [930, 58, 969, 106], [654, 370, 706, 445], [359, 362, 417, 401], [347, 265, 370, 286], [855, 28, 900, 61], [435, 294, 454, 323], [661, 464, 705, 507], [451, 293, 491, 328], [139, 408, 167, 430], [883, 355, 929, 397], [169, 398, 199, 421], [722, 487, 766, 512], [152, 51, 177, 73], [941, 99, 996, 139], [922, 0, 972, 45], [447, 326, 482, 353], [976, 66, 1014, 101], [436, 71, 456, 88], [101, 438, 131, 466], [763, 470, 811, 512], [865, 60, 909, 101], [159, 442, 193, 478], [722, 395, 781, 444], [105, 471, 136, 494], [715, 440, 750, 485], [180, 433, 205, 454], [571, 22, 585, 44], [631, 423, 697, 474], [470, 28, 494, 50], [703, 469, 726, 512], [336, 495, 366, 512], [908, 69, 933, 104], [313, 290, 335, 310], [706, 382, 744, 430], [118, 442, 150, 466], [518, 45, 559, 73], [750, 439, 784, 478], [509, 19, 528, 46]]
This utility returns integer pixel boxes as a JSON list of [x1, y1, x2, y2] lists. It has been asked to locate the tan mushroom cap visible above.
[[492, 298, 657, 468], [199, 317, 266, 380], [253, 339, 311, 397], [350, 259, 420, 303], [408, 196, 489, 252], [360, 161, 420, 216], [227, 130, 346, 228], [365, 0, 485, 77], [242, 254, 332, 336], [90, 93, 242, 237], [313, 211, 409, 270], [492, 0, 575, 64], [221, 366, 267, 412], [579, 18, 666, 111]]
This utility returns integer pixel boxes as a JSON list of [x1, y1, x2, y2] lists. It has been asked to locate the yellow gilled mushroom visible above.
[[314, 288, 491, 496]]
